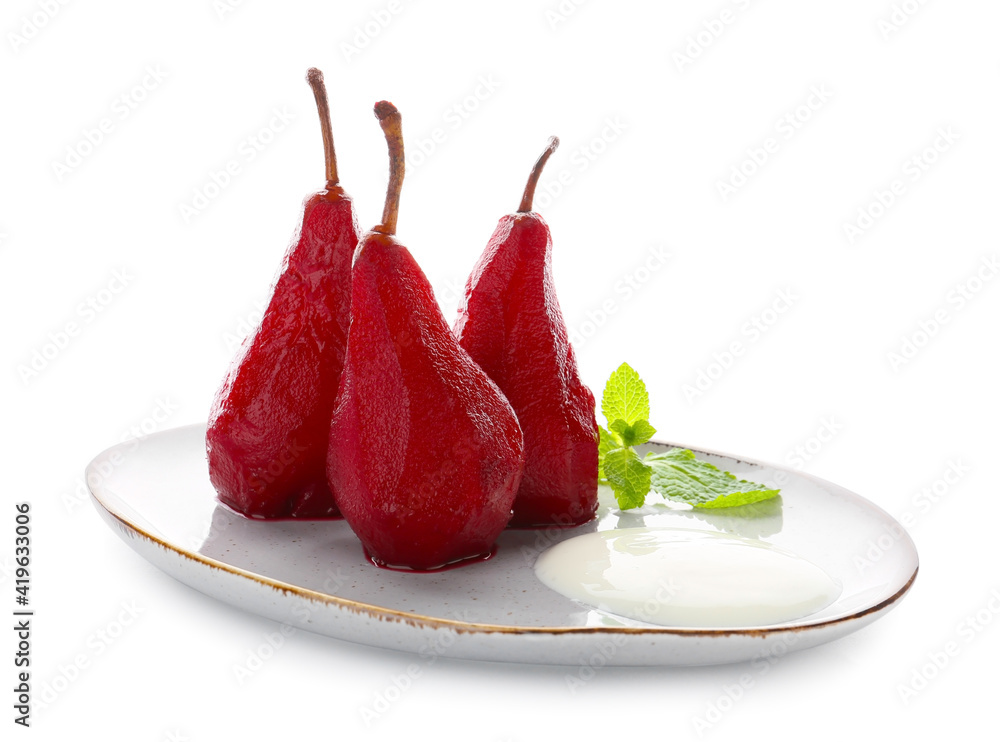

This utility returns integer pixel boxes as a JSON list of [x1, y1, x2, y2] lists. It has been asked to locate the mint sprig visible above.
[[599, 363, 779, 511]]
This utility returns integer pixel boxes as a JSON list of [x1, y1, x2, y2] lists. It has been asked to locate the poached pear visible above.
[[327, 102, 524, 570], [454, 137, 599, 527], [207, 69, 359, 519]]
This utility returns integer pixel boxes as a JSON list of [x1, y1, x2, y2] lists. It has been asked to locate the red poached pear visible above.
[[207, 68, 360, 519], [327, 101, 524, 570], [454, 137, 599, 527]]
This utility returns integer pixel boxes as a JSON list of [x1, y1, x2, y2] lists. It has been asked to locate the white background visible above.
[[3, 0, 998, 739]]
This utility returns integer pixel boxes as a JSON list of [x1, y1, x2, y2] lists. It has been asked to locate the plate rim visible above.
[[88, 423, 919, 639]]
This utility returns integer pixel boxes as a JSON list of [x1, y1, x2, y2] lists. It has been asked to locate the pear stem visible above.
[[518, 136, 559, 213], [306, 68, 339, 186], [374, 101, 404, 236]]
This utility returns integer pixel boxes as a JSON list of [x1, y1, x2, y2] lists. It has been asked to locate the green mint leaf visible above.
[[603, 447, 652, 510], [645, 448, 779, 509], [601, 362, 649, 427], [609, 419, 657, 447], [598, 426, 621, 480]]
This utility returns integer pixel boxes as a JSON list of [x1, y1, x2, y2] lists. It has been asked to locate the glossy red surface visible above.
[[327, 231, 525, 571], [455, 212, 599, 527], [206, 187, 360, 519]]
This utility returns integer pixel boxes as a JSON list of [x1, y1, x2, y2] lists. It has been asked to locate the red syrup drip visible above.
[[364, 545, 498, 573]]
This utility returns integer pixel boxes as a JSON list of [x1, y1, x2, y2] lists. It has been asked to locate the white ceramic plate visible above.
[[87, 424, 917, 666]]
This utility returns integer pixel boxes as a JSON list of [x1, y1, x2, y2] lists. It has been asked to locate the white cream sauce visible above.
[[534, 527, 840, 628]]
